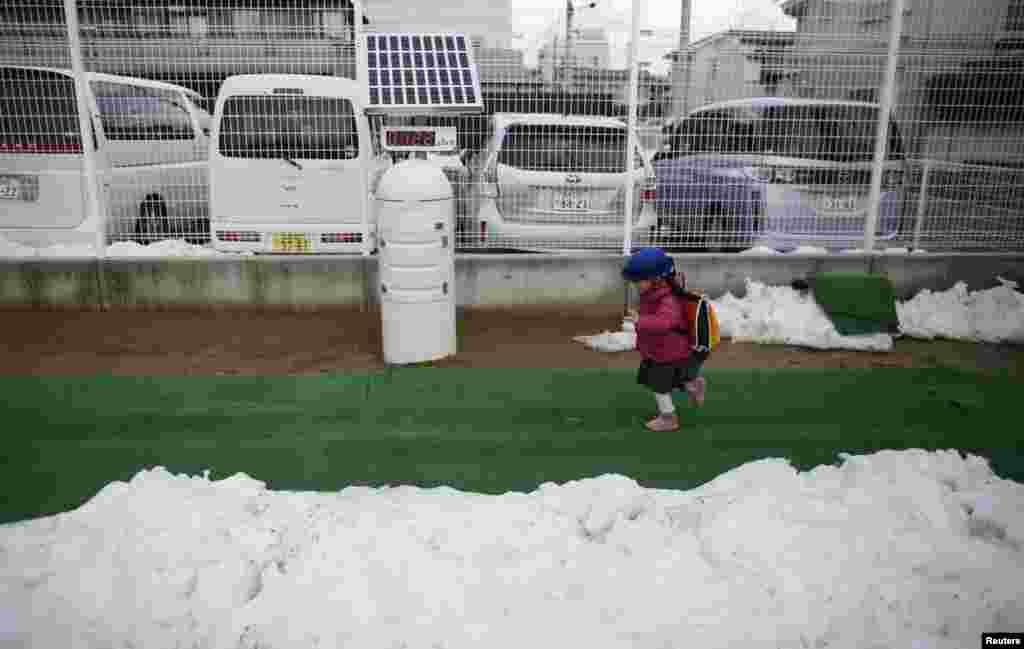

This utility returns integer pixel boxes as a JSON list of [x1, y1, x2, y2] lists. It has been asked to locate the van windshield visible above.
[[666, 104, 904, 162], [218, 95, 359, 160], [498, 124, 628, 173], [0, 68, 82, 154]]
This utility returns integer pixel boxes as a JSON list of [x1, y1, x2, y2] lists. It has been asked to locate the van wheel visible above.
[[135, 199, 169, 245]]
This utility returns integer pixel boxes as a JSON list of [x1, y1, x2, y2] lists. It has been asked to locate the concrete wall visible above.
[[0, 253, 1021, 309]]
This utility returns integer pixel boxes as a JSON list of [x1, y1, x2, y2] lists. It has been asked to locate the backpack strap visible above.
[[692, 296, 712, 353]]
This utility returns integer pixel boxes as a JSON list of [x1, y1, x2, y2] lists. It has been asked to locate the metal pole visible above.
[[912, 159, 931, 251], [353, 0, 372, 257], [562, 1, 572, 90], [864, 0, 905, 252], [622, 0, 641, 256], [63, 0, 104, 258]]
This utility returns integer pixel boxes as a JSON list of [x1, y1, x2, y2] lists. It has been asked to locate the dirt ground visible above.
[[1, 306, 1021, 376]]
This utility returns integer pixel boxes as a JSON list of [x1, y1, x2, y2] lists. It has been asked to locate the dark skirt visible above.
[[637, 351, 709, 394]]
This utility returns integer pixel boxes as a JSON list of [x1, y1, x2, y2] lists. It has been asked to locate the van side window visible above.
[[92, 81, 195, 141]]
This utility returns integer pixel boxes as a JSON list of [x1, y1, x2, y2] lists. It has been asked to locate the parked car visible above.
[[463, 112, 657, 251], [654, 97, 908, 251], [1, 65, 210, 248], [209, 74, 378, 255]]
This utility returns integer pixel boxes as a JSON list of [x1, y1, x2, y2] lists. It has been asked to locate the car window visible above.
[[664, 104, 904, 161], [218, 94, 359, 160], [92, 81, 195, 141], [759, 104, 904, 161], [498, 124, 628, 173], [0, 67, 81, 153]]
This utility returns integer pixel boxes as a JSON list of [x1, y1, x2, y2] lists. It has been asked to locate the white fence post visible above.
[[353, 0, 372, 258], [864, 0, 905, 252], [622, 0, 642, 257], [912, 159, 931, 251], [63, 0, 104, 258]]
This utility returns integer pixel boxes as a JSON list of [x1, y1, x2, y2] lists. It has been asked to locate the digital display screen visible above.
[[385, 129, 436, 148]]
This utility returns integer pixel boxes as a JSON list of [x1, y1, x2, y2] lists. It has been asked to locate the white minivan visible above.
[[1, 65, 211, 248], [209, 74, 380, 254]]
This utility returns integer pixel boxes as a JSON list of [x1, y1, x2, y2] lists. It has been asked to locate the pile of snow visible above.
[[577, 277, 1024, 352], [577, 280, 894, 353], [106, 240, 228, 258], [739, 247, 929, 255], [713, 279, 894, 351], [573, 320, 637, 353], [1, 449, 1021, 648], [897, 277, 1024, 345], [739, 246, 781, 255], [789, 246, 830, 255], [0, 236, 231, 258]]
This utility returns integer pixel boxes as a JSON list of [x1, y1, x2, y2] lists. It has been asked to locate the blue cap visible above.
[[622, 247, 675, 281]]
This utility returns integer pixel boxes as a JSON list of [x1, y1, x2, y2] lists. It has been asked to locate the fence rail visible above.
[[1, 0, 1022, 257]]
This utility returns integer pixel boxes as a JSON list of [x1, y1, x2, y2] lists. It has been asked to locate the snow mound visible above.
[[106, 239, 226, 258], [789, 246, 830, 255], [1, 450, 1022, 648], [577, 280, 894, 353], [713, 279, 894, 351], [896, 277, 1024, 344], [739, 246, 781, 255], [0, 238, 44, 257], [0, 236, 229, 258]]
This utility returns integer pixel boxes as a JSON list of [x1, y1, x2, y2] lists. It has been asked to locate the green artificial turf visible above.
[[1, 367, 1020, 524]]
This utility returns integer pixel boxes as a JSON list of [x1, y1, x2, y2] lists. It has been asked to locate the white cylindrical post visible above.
[[622, 0, 642, 257], [376, 160, 456, 365], [63, 0, 104, 257], [912, 159, 931, 251], [864, 0, 905, 252]]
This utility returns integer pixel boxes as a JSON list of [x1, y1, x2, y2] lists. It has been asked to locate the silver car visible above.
[[463, 113, 657, 251]]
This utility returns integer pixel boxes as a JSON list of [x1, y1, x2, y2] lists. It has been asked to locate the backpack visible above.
[[681, 291, 720, 353]]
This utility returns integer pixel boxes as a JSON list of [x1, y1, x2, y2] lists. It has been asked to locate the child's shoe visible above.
[[685, 377, 706, 407], [645, 413, 679, 432]]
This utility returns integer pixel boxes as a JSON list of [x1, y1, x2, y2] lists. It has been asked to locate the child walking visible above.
[[622, 247, 708, 432]]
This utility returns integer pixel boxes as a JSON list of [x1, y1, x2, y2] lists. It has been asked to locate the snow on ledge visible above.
[[577, 277, 1024, 352]]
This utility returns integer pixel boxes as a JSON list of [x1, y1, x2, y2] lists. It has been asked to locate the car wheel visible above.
[[134, 199, 169, 245]]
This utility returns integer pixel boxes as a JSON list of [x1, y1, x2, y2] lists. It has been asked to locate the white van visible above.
[[0, 65, 211, 248], [209, 74, 378, 254]]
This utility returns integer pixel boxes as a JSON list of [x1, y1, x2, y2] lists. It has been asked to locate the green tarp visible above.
[[808, 272, 901, 336]]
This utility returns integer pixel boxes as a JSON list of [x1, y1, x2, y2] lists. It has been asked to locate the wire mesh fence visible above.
[[0, 0, 1022, 256]]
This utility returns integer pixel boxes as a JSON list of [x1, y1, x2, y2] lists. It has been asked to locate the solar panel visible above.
[[363, 32, 483, 114]]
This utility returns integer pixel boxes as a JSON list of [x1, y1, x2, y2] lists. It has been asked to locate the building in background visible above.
[[572, 27, 611, 70], [363, 0, 513, 49], [537, 27, 610, 84], [677, 29, 795, 113], [778, 0, 1024, 161], [0, 0, 360, 101]]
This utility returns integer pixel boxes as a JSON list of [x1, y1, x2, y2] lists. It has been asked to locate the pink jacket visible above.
[[635, 286, 691, 363]]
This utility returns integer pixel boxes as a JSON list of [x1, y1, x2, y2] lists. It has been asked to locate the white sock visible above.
[[654, 393, 675, 415]]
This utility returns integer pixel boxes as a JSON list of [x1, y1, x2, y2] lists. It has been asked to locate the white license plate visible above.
[[819, 195, 859, 211], [555, 189, 590, 211], [0, 178, 19, 200]]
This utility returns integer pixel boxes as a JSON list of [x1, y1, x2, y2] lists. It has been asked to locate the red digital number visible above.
[[386, 130, 435, 147]]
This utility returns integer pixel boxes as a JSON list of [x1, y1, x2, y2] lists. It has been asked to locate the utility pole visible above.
[[562, 0, 573, 90], [670, 0, 691, 119], [562, 2, 596, 92]]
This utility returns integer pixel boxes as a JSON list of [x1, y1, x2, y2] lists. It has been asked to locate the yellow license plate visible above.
[[272, 233, 310, 254]]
